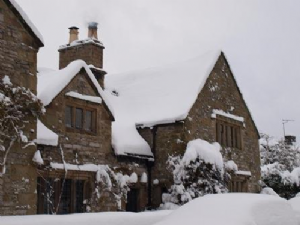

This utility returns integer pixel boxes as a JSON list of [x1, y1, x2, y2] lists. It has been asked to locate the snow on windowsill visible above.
[[65, 91, 102, 104], [235, 170, 252, 176], [211, 109, 245, 126], [50, 162, 108, 172]]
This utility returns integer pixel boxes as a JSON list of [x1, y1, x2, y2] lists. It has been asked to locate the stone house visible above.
[[0, 0, 43, 215], [105, 50, 261, 208], [0, 0, 261, 216]]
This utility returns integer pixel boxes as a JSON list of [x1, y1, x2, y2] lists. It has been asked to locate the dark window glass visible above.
[[75, 180, 85, 213], [75, 108, 83, 129], [216, 120, 241, 149], [85, 110, 92, 131], [58, 179, 72, 214], [65, 106, 73, 127], [0, 8, 3, 22]]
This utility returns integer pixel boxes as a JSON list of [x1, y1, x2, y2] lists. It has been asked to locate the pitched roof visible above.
[[105, 50, 221, 127], [5, 0, 44, 47], [37, 60, 113, 112], [104, 50, 222, 158]]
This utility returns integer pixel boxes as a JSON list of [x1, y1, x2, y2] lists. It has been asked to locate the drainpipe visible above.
[[147, 126, 157, 209]]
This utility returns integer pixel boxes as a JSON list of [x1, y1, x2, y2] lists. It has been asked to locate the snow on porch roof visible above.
[[37, 120, 58, 146], [37, 60, 113, 112], [104, 50, 221, 127]]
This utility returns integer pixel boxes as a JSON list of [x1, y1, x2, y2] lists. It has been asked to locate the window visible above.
[[65, 106, 73, 127], [85, 110, 93, 131], [0, 8, 3, 22], [65, 105, 96, 133], [229, 178, 249, 193], [75, 108, 83, 129], [37, 178, 86, 214], [216, 120, 241, 149]]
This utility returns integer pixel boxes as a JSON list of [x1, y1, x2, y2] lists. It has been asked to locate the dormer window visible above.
[[65, 105, 96, 133]]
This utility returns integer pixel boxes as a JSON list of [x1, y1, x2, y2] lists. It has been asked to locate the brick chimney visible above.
[[69, 26, 79, 43], [58, 23, 105, 70]]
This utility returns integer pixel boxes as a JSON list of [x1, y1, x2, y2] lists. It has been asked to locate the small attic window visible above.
[[0, 8, 4, 22]]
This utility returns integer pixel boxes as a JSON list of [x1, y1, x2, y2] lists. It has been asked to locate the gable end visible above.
[[3, 0, 44, 47]]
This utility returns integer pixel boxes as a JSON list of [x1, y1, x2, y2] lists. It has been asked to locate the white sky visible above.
[[16, 0, 300, 141]]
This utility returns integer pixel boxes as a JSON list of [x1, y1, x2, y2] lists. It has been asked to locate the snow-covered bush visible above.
[[162, 139, 229, 206], [260, 133, 300, 199], [0, 76, 44, 173], [87, 167, 131, 210]]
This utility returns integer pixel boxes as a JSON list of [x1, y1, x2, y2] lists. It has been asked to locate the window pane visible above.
[[75, 108, 83, 129], [75, 180, 85, 213], [65, 106, 73, 127], [85, 110, 92, 131]]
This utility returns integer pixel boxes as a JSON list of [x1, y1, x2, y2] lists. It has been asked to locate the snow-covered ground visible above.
[[2, 194, 300, 225], [155, 194, 298, 225], [0, 210, 171, 225]]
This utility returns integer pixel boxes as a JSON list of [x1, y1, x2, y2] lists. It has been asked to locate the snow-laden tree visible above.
[[0, 75, 44, 173], [260, 133, 300, 199], [162, 139, 229, 207]]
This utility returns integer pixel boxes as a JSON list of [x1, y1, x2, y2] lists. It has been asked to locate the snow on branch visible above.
[[0, 75, 44, 174]]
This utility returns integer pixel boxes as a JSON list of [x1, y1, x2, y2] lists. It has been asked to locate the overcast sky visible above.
[[16, 0, 300, 141]]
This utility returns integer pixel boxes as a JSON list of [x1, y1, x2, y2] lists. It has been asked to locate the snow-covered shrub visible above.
[[90, 167, 130, 210], [162, 139, 229, 206], [0, 76, 44, 173], [260, 133, 300, 199]]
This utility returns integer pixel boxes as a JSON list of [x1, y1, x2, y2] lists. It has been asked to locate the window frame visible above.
[[215, 115, 243, 150], [65, 103, 97, 135]]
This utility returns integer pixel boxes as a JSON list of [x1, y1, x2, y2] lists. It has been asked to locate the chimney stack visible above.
[[69, 26, 79, 44], [88, 22, 98, 39]]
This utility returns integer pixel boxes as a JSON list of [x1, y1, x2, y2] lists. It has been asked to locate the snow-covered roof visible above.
[[37, 60, 112, 111], [37, 120, 58, 146], [7, 0, 44, 45], [105, 50, 221, 127], [104, 50, 222, 159], [112, 122, 153, 158]]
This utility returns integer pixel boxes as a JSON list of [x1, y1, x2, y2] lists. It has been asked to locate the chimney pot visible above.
[[69, 26, 79, 44], [88, 22, 98, 40]]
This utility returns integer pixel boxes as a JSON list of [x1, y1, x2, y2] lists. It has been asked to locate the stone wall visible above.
[[0, 0, 41, 215]]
